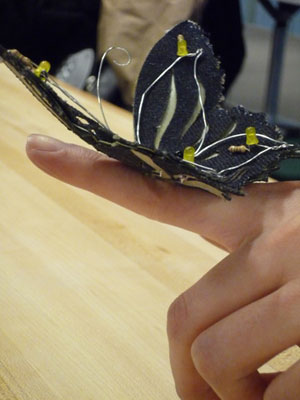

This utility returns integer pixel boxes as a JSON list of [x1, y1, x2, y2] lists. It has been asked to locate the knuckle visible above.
[[167, 293, 189, 340], [247, 218, 300, 283], [275, 280, 300, 313], [265, 216, 300, 252], [191, 332, 221, 382]]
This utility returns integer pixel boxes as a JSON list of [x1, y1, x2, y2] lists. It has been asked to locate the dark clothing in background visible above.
[[0, 0, 244, 101], [0, 0, 100, 71], [200, 0, 245, 92]]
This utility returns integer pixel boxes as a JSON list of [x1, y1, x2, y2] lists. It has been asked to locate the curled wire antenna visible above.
[[97, 46, 131, 129]]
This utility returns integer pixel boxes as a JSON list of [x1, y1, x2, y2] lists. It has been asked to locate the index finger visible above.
[[26, 134, 286, 251]]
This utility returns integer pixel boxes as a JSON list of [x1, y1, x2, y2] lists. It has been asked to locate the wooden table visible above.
[[0, 64, 299, 399]]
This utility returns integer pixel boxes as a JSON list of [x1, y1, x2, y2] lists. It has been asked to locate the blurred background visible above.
[[0, 0, 299, 126], [227, 0, 300, 126]]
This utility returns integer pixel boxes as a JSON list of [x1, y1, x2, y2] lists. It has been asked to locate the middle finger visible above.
[[167, 238, 283, 398]]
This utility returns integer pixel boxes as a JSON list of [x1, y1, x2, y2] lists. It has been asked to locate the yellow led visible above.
[[183, 146, 195, 162], [34, 60, 51, 79], [246, 126, 259, 146], [177, 34, 188, 57]]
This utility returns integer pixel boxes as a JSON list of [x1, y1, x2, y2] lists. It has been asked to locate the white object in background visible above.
[[56, 48, 95, 89]]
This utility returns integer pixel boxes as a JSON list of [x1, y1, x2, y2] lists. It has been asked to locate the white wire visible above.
[[218, 143, 288, 175], [50, 78, 101, 129], [195, 132, 286, 158], [193, 49, 209, 156], [97, 46, 131, 130], [135, 50, 203, 144], [95, 46, 289, 179]]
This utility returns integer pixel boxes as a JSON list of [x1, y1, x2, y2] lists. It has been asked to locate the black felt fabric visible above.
[[133, 21, 224, 152]]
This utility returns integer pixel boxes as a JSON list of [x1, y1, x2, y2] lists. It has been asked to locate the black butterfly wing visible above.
[[133, 21, 300, 197], [133, 20, 224, 153], [0, 44, 218, 193], [0, 45, 160, 176]]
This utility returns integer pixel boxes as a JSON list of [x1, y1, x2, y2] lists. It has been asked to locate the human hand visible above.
[[26, 134, 300, 399]]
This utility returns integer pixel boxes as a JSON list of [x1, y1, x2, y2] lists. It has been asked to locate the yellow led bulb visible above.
[[177, 34, 188, 57], [34, 60, 51, 79], [39, 60, 51, 73], [183, 146, 195, 162], [246, 126, 259, 146], [34, 67, 42, 78]]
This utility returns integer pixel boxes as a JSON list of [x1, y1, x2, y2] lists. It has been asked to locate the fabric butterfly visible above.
[[1, 20, 299, 199]]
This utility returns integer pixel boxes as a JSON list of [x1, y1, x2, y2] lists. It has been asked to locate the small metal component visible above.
[[228, 145, 250, 153], [178, 175, 188, 184]]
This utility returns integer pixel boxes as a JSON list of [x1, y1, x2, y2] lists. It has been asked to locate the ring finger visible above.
[[190, 280, 300, 399]]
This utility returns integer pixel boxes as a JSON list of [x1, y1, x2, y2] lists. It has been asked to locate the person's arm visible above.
[[26, 133, 300, 400]]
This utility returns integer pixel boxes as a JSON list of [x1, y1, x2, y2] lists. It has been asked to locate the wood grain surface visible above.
[[0, 64, 299, 399]]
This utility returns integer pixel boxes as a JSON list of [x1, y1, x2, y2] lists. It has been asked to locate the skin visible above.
[[26, 134, 300, 400]]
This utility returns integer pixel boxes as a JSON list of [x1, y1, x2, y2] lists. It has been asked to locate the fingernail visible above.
[[27, 134, 64, 152]]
